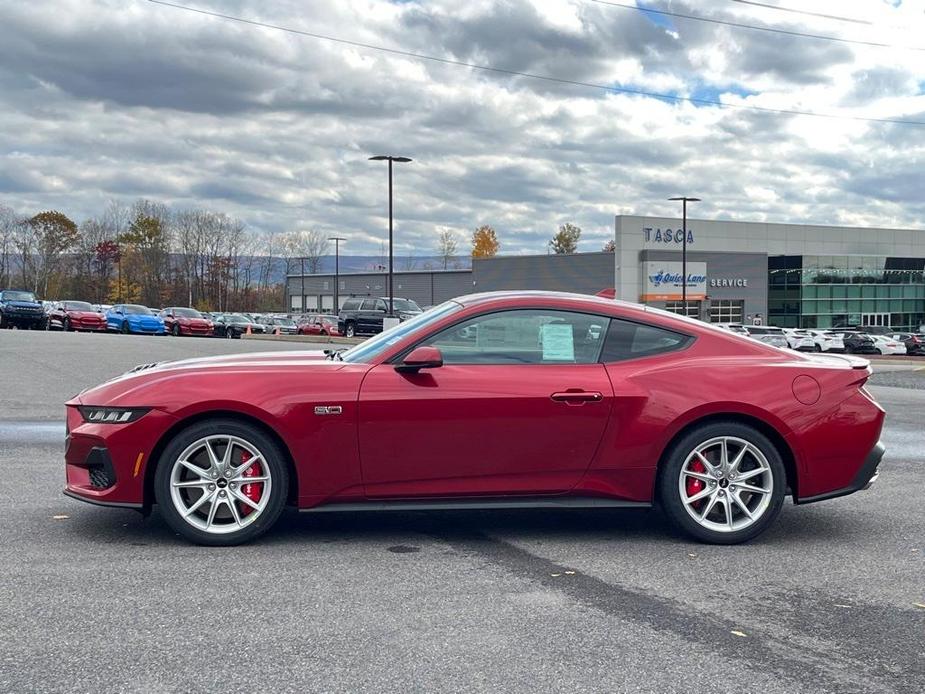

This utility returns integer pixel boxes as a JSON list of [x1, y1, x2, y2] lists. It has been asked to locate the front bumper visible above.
[[63, 404, 178, 508], [795, 441, 884, 504], [3, 310, 45, 324]]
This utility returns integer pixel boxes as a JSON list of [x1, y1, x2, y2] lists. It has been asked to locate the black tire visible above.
[[120, 320, 130, 334], [225, 328, 235, 339], [658, 421, 786, 545], [813, 344, 821, 352], [63, 317, 71, 332], [345, 321, 356, 338], [172, 323, 180, 337], [154, 418, 289, 546]]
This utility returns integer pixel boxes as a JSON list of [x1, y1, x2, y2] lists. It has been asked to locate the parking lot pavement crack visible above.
[[431, 528, 906, 694]]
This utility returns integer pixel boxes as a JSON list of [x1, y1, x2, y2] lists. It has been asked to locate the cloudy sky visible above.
[[1, 0, 924, 255]]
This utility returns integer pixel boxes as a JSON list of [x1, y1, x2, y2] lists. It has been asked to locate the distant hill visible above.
[[286, 255, 472, 276]]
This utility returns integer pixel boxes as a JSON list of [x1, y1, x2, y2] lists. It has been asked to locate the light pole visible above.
[[668, 196, 700, 316], [299, 257, 306, 315], [328, 236, 345, 313], [369, 155, 412, 316]]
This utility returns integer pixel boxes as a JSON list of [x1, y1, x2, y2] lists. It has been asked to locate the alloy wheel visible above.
[[168, 435, 272, 535], [678, 436, 773, 534]]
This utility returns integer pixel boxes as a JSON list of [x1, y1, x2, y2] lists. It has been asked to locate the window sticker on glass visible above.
[[540, 323, 574, 361]]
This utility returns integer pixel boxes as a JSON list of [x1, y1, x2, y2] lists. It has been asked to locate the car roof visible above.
[[453, 290, 647, 314]]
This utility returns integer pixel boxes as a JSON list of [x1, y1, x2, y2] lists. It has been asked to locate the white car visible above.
[[780, 328, 816, 352], [806, 329, 846, 353], [871, 334, 907, 356]]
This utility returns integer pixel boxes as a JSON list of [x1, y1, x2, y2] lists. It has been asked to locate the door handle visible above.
[[551, 390, 603, 404]]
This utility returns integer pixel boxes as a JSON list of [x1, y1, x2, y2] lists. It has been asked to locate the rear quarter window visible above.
[[600, 319, 693, 362]]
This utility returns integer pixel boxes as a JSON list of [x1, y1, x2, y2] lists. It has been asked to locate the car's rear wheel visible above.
[[345, 321, 356, 338], [659, 422, 785, 544], [154, 419, 289, 546]]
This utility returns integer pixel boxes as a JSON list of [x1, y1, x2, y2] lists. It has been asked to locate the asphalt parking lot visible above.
[[1, 330, 923, 693]]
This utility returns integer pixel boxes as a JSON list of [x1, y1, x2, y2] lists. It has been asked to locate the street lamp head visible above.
[[328, 236, 346, 242], [668, 196, 701, 202], [369, 155, 413, 163]]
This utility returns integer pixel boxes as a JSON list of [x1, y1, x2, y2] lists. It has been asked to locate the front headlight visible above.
[[78, 406, 150, 424]]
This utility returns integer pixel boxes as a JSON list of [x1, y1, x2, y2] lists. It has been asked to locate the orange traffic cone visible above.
[[245, 323, 252, 336], [274, 326, 281, 336]]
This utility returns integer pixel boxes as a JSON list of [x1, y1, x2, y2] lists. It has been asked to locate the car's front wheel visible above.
[[154, 419, 289, 546], [120, 321, 130, 334], [659, 422, 786, 544], [172, 324, 180, 337], [345, 321, 356, 338]]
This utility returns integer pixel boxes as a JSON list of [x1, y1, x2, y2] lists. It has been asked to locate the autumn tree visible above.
[[28, 211, 80, 295], [602, 239, 615, 252], [284, 229, 330, 275], [436, 228, 459, 269], [471, 225, 499, 258], [120, 210, 170, 307], [549, 222, 581, 254], [0, 205, 19, 289]]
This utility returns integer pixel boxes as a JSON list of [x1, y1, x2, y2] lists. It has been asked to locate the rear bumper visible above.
[[795, 441, 884, 504]]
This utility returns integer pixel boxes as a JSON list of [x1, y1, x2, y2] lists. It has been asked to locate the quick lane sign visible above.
[[641, 262, 707, 302]]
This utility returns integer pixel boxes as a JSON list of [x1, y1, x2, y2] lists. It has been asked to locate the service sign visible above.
[[641, 261, 707, 302]]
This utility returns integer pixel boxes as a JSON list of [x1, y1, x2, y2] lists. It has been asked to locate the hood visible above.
[[71, 350, 344, 405], [132, 349, 330, 371], [3, 300, 42, 309], [68, 310, 105, 319], [127, 314, 162, 322]]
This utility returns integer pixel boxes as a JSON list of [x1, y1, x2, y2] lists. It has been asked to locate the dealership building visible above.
[[288, 215, 925, 332]]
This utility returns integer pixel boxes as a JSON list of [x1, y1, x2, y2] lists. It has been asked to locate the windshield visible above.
[[276, 318, 296, 326], [388, 298, 421, 312], [173, 308, 201, 318], [2, 291, 37, 302], [64, 301, 93, 311], [341, 301, 462, 363], [123, 305, 153, 315], [227, 313, 251, 323]]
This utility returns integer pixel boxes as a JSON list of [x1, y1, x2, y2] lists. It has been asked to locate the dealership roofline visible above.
[[617, 214, 925, 234]]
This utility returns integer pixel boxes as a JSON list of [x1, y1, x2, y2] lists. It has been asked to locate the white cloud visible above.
[[0, 0, 923, 255]]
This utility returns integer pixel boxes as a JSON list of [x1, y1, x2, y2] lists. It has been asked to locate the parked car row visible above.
[[714, 322, 925, 356]]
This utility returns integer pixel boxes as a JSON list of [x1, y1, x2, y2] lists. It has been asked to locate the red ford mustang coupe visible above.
[[63, 291, 885, 546]]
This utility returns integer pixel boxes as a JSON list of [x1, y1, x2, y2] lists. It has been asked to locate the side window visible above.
[[418, 309, 609, 365], [360, 299, 377, 311], [343, 298, 361, 311], [375, 299, 389, 312], [599, 319, 692, 362]]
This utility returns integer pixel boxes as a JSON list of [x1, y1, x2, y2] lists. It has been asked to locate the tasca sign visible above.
[[641, 261, 707, 301]]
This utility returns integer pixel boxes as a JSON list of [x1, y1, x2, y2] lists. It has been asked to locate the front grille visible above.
[[86, 447, 116, 490], [89, 466, 114, 489]]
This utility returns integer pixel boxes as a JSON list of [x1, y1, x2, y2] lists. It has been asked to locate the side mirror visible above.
[[396, 345, 443, 373]]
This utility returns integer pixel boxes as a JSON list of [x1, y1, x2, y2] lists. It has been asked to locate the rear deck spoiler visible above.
[[803, 353, 870, 370]]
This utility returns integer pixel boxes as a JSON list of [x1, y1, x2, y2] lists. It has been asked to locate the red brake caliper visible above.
[[239, 451, 262, 516], [686, 459, 706, 503]]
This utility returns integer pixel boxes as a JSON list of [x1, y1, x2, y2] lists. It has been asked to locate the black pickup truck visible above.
[[0, 289, 47, 329]]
